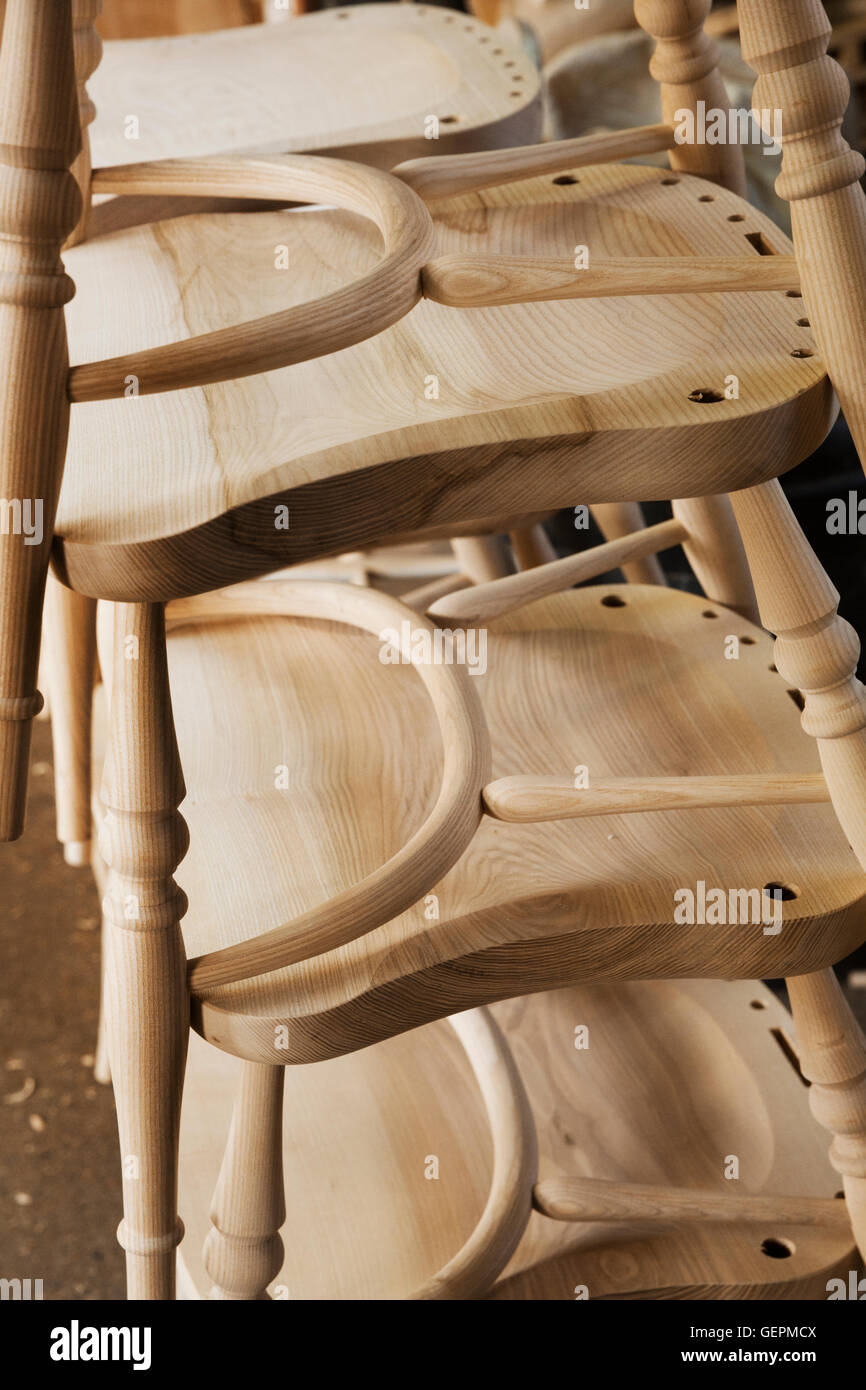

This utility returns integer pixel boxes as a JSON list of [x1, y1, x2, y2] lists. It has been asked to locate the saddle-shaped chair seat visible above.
[[89, 583, 866, 1063], [88, 4, 541, 169], [58, 162, 834, 600], [176, 978, 857, 1299]]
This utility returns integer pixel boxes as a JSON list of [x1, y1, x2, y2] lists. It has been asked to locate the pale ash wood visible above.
[[39, 1, 102, 860], [409, 1008, 537, 1301], [89, 583, 866, 1064], [176, 980, 856, 1298], [730, 477, 866, 1262], [67, 3, 102, 248], [450, 536, 513, 584], [730, 480, 866, 874], [393, 122, 677, 200], [787, 969, 866, 1264], [422, 254, 799, 308], [532, 1178, 849, 1228], [483, 773, 830, 822], [203, 1063, 286, 1300], [166, 582, 489, 994], [199, 1007, 538, 1301], [737, 0, 866, 467], [509, 525, 557, 572], [634, 0, 746, 195], [87, 5, 541, 169], [0, 0, 81, 840], [672, 494, 759, 623], [429, 518, 687, 624], [590, 503, 666, 586], [56, 162, 832, 594], [43, 582, 96, 864], [70, 156, 435, 401], [99, 603, 189, 1300]]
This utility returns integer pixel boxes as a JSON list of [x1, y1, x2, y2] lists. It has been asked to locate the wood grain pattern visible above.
[[532, 1177, 849, 1228], [56, 162, 834, 600], [393, 122, 677, 200], [86, 582, 865, 1065], [165, 581, 490, 994], [635, 0, 746, 194], [483, 773, 830, 822], [0, 0, 81, 839], [174, 979, 857, 1299], [738, 0, 866, 471], [422, 253, 799, 308], [429, 518, 688, 623], [70, 155, 436, 401], [87, 5, 541, 170], [99, 602, 189, 1300]]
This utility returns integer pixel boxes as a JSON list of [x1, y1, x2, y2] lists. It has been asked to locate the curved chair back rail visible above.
[[410, 1007, 538, 1300], [163, 581, 491, 993], [67, 154, 436, 401]]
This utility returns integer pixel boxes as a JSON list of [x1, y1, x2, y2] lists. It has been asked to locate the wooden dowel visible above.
[[392, 123, 677, 201], [422, 254, 800, 310], [533, 1177, 849, 1228], [428, 519, 687, 626], [483, 773, 830, 823], [402, 572, 472, 612]]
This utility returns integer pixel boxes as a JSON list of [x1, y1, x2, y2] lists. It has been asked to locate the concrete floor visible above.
[[0, 718, 124, 1300]]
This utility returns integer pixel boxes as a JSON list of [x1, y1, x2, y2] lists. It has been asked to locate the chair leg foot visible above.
[[204, 1062, 286, 1300]]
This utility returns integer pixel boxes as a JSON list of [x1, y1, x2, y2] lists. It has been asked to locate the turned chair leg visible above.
[[43, 574, 97, 866], [787, 969, 866, 1261], [100, 602, 189, 1300], [203, 1062, 286, 1300]]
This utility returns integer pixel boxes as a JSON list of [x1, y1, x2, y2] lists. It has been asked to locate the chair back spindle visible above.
[[634, 0, 746, 194], [737, 0, 866, 470]]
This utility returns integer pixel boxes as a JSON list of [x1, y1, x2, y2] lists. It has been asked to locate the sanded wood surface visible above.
[[87, 5, 541, 169], [88, 582, 866, 1064], [57, 162, 834, 601], [175, 979, 857, 1299]]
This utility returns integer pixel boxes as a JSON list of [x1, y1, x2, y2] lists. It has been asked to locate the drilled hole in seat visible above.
[[740, 636, 756, 645], [688, 387, 723, 403], [796, 317, 810, 327], [661, 177, 680, 186], [439, 115, 459, 125], [750, 999, 767, 1010], [769, 663, 777, 672], [701, 609, 718, 619], [698, 194, 715, 202], [786, 289, 803, 298], [727, 213, 745, 222], [791, 348, 813, 358], [763, 882, 797, 902], [552, 174, 579, 185], [761, 1237, 794, 1259], [600, 594, 627, 608]]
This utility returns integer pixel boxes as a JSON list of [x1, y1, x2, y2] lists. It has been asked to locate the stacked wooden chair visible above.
[[3, 0, 866, 1298]]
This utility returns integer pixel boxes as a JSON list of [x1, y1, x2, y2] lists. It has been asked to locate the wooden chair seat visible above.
[[98, 582, 866, 1065], [87, 4, 541, 169], [176, 978, 856, 1299], [58, 160, 834, 601]]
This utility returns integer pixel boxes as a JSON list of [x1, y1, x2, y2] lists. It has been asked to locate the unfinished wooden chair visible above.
[[40, 0, 543, 871], [3, 0, 866, 1297]]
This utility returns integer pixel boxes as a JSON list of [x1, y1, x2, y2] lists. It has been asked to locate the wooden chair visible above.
[[4, 0, 866, 1297], [40, 0, 543, 871]]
